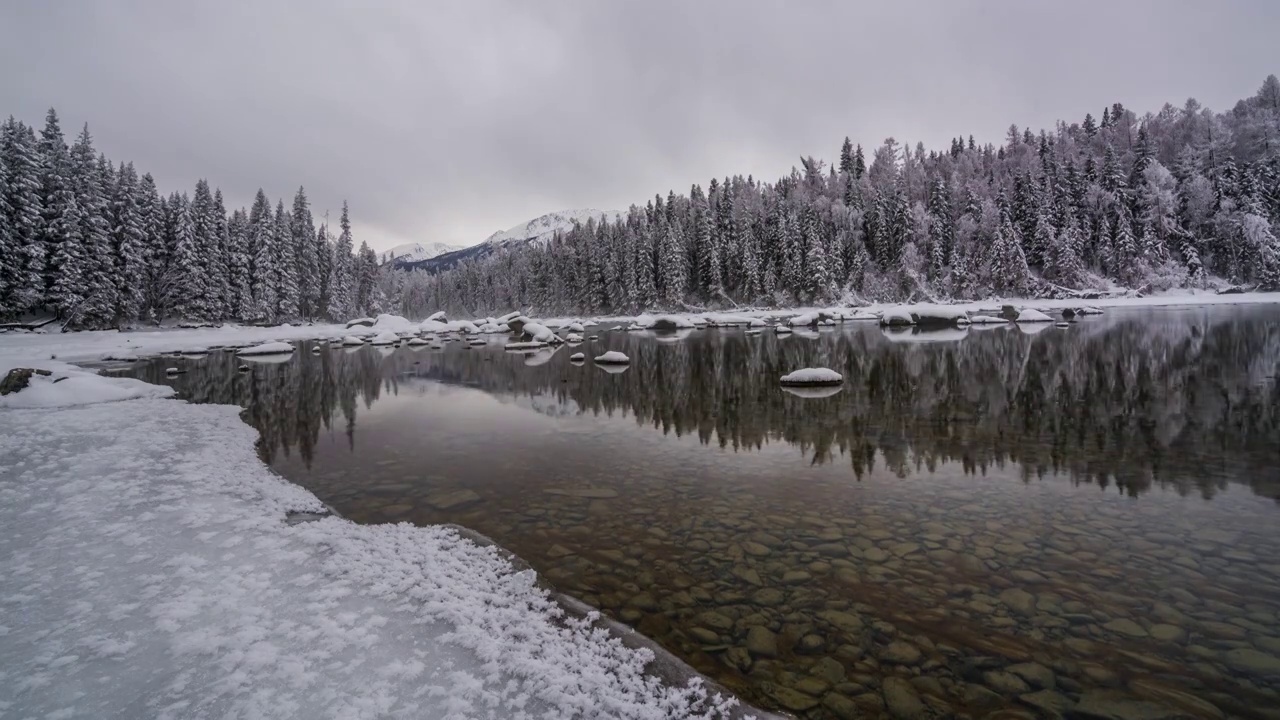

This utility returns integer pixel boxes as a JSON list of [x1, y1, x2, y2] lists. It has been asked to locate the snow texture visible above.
[[969, 315, 1008, 324], [570, 352, 585, 362], [482, 209, 624, 248], [594, 351, 631, 364], [369, 331, 400, 345], [879, 307, 916, 326], [779, 368, 844, 385], [341, 335, 366, 346], [0, 349, 760, 720], [371, 314, 417, 333], [236, 341, 296, 356]]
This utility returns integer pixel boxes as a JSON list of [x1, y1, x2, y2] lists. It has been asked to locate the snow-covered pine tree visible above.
[[189, 179, 217, 320], [226, 209, 253, 321], [208, 189, 230, 319], [802, 207, 832, 301], [692, 185, 720, 298], [313, 223, 332, 320], [290, 187, 317, 318], [355, 241, 380, 314], [136, 173, 165, 319], [248, 189, 276, 323], [165, 194, 205, 320], [273, 200, 299, 320], [111, 162, 147, 324], [658, 218, 686, 306], [1, 118, 45, 314], [0, 135, 14, 316], [926, 178, 952, 280], [326, 201, 354, 320], [40, 109, 87, 319], [992, 217, 1031, 296]]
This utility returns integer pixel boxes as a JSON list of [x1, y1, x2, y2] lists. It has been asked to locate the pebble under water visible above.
[[123, 305, 1280, 720]]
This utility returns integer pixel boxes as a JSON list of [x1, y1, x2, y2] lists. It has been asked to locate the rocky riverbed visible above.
[[124, 305, 1280, 719]]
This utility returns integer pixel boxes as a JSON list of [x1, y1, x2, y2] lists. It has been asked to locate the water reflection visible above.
[[122, 306, 1280, 720], [129, 307, 1280, 501]]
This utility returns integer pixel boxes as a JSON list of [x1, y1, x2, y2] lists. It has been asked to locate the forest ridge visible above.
[[389, 75, 1280, 317], [3, 76, 1279, 328]]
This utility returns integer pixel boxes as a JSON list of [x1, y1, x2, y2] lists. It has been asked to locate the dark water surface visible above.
[[124, 306, 1280, 720]]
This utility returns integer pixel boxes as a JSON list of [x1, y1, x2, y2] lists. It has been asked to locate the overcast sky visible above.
[[2, 1, 1276, 252]]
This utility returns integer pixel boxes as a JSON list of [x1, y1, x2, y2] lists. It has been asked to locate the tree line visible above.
[[0, 109, 387, 328], [391, 75, 1280, 317]]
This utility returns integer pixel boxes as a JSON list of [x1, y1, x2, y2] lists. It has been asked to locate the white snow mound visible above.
[[594, 351, 630, 364], [780, 368, 844, 386], [370, 331, 400, 345], [341, 335, 366, 346]]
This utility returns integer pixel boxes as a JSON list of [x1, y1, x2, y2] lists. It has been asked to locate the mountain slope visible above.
[[396, 209, 623, 273], [378, 242, 465, 265]]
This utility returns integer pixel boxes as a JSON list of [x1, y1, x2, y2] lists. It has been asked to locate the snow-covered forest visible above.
[[0, 109, 385, 328], [391, 76, 1280, 317]]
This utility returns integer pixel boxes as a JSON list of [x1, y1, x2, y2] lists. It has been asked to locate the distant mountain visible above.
[[378, 242, 465, 265], [395, 209, 623, 273]]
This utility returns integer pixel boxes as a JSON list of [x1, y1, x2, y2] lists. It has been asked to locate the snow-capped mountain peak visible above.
[[482, 209, 624, 248], [379, 242, 465, 265]]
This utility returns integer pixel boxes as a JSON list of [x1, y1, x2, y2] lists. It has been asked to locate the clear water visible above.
[[123, 306, 1280, 719]]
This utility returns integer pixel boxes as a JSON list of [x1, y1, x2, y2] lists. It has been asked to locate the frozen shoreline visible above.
[[0, 359, 769, 719]]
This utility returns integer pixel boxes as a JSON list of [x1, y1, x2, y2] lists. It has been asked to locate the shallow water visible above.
[[125, 306, 1280, 720]]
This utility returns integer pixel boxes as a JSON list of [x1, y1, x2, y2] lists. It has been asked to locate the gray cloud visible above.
[[2, 0, 1276, 251]]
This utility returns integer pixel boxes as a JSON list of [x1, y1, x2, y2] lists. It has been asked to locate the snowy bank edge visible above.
[[444, 523, 786, 720], [0, 353, 777, 719]]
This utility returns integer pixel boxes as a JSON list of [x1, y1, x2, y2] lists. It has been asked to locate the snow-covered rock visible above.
[[774, 325, 793, 335], [565, 333, 583, 343], [425, 310, 447, 322], [879, 307, 916, 327], [705, 314, 765, 327], [237, 341, 295, 356], [477, 322, 506, 334], [521, 322, 557, 344], [594, 350, 630, 364], [419, 319, 448, 333], [647, 315, 696, 330], [371, 314, 417, 333], [0, 365, 175, 409], [969, 315, 1007, 324], [406, 337, 431, 346], [345, 317, 375, 328], [446, 320, 481, 335], [788, 312, 819, 327], [570, 352, 585, 362], [845, 309, 880, 321], [341, 335, 366, 346], [1016, 308, 1054, 323], [369, 331, 400, 345], [779, 368, 844, 386]]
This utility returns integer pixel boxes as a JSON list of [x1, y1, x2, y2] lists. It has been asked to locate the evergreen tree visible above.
[[111, 162, 147, 324], [291, 187, 317, 318], [273, 200, 299, 320], [227, 208, 254, 321], [314, 223, 332, 320], [136, 173, 165, 319], [802, 208, 831, 301], [249, 189, 276, 323], [208, 189, 230, 319], [656, 219, 686, 306], [165, 194, 205, 319], [189, 179, 217, 320], [1, 118, 45, 313], [327, 201, 354, 320], [40, 109, 86, 318]]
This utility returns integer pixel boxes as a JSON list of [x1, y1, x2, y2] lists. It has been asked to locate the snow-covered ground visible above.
[[0, 334, 766, 719]]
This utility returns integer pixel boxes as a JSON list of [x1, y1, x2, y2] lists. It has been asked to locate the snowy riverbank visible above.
[[0, 353, 766, 718]]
